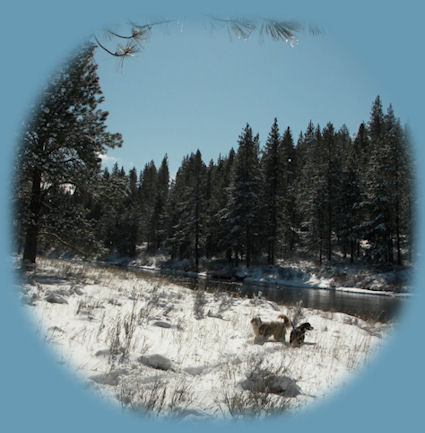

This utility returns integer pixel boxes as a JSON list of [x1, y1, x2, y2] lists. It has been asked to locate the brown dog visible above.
[[289, 322, 314, 347], [250, 314, 290, 342]]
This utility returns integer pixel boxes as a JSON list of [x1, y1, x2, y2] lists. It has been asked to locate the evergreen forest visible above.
[[14, 45, 414, 272]]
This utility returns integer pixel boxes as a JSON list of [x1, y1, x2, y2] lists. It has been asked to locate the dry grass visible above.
[[22, 257, 389, 419]]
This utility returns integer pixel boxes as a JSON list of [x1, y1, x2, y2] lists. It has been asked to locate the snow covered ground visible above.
[[19, 257, 391, 420]]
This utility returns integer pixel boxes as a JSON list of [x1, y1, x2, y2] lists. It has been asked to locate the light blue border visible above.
[[1, 1, 423, 432]]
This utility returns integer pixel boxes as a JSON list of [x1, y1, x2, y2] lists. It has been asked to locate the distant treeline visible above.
[[13, 48, 413, 270], [83, 96, 412, 271]]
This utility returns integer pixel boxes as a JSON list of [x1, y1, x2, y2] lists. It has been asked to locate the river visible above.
[[127, 267, 406, 323]]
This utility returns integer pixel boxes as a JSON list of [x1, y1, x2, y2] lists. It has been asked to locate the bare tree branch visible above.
[[38, 231, 90, 257]]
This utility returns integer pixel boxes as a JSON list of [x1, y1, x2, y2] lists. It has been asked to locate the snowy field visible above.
[[19, 257, 391, 420]]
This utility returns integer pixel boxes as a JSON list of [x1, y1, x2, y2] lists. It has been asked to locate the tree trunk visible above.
[[395, 198, 402, 265], [268, 239, 275, 265], [350, 237, 355, 264], [226, 248, 232, 264], [388, 237, 394, 264], [22, 168, 42, 264], [246, 226, 251, 267], [269, 204, 276, 265], [327, 194, 332, 262], [194, 177, 200, 274], [195, 217, 199, 274], [319, 235, 323, 265]]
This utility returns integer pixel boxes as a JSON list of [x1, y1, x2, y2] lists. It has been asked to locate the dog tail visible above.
[[277, 314, 290, 326]]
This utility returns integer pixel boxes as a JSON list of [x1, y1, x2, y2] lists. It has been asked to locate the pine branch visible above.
[[94, 35, 137, 57], [94, 17, 322, 61], [94, 20, 174, 59]]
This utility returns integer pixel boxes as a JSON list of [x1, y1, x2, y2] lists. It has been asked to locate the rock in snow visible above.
[[138, 354, 175, 371], [90, 369, 128, 386], [240, 373, 301, 397], [45, 292, 68, 304], [152, 321, 172, 329]]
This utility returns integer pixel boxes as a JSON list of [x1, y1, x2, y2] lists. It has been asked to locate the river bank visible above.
[[116, 252, 411, 296]]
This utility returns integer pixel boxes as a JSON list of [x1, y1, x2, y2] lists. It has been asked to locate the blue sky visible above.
[[95, 19, 386, 175], [1, 1, 424, 433]]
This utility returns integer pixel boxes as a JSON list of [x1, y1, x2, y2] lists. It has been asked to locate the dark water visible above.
[[239, 283, 404, 322], [130, 267, 406, 323]]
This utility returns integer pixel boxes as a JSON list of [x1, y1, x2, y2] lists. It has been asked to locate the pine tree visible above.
[[119, 167, 141, 257], [94, 167, 120, 252], [321, 122, 341, 262], [363, 96, 393, 263], [15, 44, 122, 265], [214, 148, 236, 262], [338, 126, 362, 262], [190, 150, 207, 272], [400, 125, 414, 263], [161, 178, 181, 260], [296, 122, 325, 261], [138, 161, 157, 249], [95, 165, 137, 257], [226, 124, 262, 267], [353, 122, 370, 195], [204, 158, 223, 259], [261, 118, 284, 265], [280, 126, 297, 255], [150, 155, 170, 250], [383, 105, 411, 265], [165, 151, 206, 271], [368, 96, 385, 145]]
